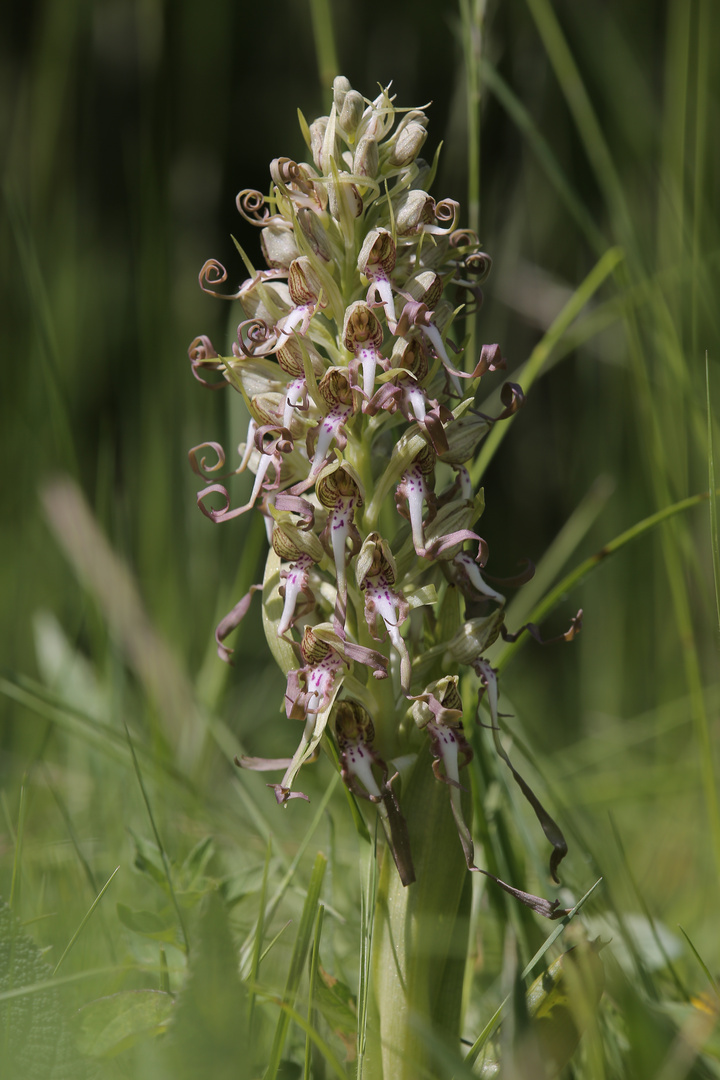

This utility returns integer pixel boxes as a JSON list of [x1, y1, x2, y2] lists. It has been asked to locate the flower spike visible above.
[[190, 76, 581, 905]]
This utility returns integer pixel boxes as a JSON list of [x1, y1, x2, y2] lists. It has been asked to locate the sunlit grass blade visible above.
[[706, 355, 720, 633], [123, 720, 190, 954], [496, 487, 720, 671], [304, 903, 324, 1080], [265, 851, 327, 1080], [52, 865, 120, 975], [470, 246, 624, 485], [258, 921, 293, 965]]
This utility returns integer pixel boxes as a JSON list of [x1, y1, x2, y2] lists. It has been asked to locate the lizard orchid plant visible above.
[[189, 77, 581, 1075]]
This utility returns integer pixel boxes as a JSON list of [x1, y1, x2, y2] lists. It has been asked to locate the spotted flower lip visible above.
[[190, 76, 580, 907]]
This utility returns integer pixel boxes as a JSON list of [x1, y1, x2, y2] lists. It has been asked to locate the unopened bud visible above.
[[296, 208, 332, 262], [328, 174, 363, 225], [353, 135, 379, 179], [438, 413, 492, 465], [309, 117, 329, 171], [390, 121, 428, 167], [445, 613, 504, 665], [333, 75, 352, 112], [339, 90, 364, 136], [260, 222, 300, 269]]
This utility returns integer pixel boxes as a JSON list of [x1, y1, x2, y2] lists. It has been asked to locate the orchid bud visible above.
[[411, 675, 463, 729], [332, 75, 352, 112], [296, 207, 332, 262], [309, 116, 329, 171], [353, 134, 379, 179], [390, 120, 428, 167], [339, 90, 364, 136], [327, 172, 363, 226], [438, 413, 492, 465], [444, 613, 504, 665], [260, 221, 300, 269]]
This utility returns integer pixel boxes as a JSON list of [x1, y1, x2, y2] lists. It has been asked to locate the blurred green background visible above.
[[2, 0, 720, 1072]]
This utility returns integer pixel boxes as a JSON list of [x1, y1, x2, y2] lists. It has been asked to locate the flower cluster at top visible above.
[[189, 78, 579, 907]]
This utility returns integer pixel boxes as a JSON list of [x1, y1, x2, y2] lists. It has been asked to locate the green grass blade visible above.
[[262, 770, 339, 929], [0, 966, 122, 1004], [258, 921, 293, 965], [52, 865, 120, 975], [524, 0, 633, 247], [480, 58, 606, 254], [470, 246, 624, 486], [678, 925, 720, 1001], [357, 819, 379, 1078], [123, 721, 190, 954], [706, 355, 720, 632], [504, 474, 614, 629], [308, 0, 339, 101], [3, 188, 79, 478], [497, 487, 720, 671], [248, 839, 272, 1031], [463, 877, 603, 1066], [9, 778, 28, 912], [265, 851, 327, 1080], [304, 903, 325, 1080], [251, 985, 346, 1080]]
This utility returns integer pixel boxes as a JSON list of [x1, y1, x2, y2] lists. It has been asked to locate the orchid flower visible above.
[[189, 78, 580, 928]]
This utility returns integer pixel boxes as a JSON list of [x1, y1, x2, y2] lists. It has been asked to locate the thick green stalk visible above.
[[369, 746, 471, 1079]]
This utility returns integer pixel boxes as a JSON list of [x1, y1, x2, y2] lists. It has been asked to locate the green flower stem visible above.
[[369, 745, 471, 1079]]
